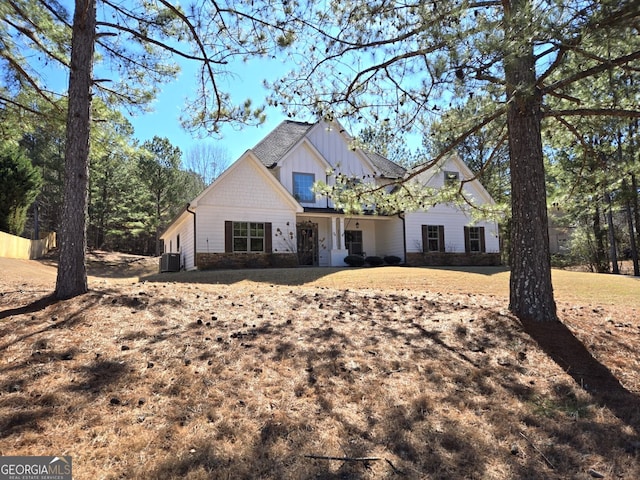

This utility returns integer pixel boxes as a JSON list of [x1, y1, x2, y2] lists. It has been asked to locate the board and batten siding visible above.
[[275, 142, 331, 209], [404, 204, 500, 253], [194, 155, 299, 255], [306, 124, 376, 178]]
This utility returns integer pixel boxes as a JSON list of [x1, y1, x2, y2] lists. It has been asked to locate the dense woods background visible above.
[[1, 100, 229, 255]]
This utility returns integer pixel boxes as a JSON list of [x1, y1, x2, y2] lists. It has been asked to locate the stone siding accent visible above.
[[196, 252, 299, 270], [406, 252, 502, 267]]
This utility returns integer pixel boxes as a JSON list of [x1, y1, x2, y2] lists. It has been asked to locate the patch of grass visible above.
[[530, 394, 592, 420], [141, 265, 640, 309]]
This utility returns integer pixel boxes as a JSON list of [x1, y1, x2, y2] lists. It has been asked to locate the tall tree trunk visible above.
[[55, 0, 96, 299], [605, 191, 620, 274], [623, 182, 639, 276], [632, 173, 640, 247], [504, 0, 557, 321], [592, 203, 609, 273]]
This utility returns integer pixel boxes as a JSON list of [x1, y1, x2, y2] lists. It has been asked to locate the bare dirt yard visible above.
[[0, 252, 639, 479]]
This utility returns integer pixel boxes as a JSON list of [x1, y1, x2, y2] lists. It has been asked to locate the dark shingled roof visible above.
[[251, 120, 315, 167], [251, 120, 406, 179], [363, 151, 407, 179]]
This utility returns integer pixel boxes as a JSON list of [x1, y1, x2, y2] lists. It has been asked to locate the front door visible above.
[[296, 222, 318, 266]]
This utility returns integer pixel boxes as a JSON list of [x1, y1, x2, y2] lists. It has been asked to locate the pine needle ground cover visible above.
[[0, 254, 638, 479]]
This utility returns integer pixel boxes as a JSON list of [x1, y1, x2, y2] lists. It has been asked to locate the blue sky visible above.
[[124, 56, 297, 163]]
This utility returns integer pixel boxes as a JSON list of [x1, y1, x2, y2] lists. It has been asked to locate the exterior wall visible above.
[[162, 213, 194, 270], [406, 252, 502, 267], [344, 218, 377, 257], [404, 156, 500, 257], [196, 205, 297, 256], [374, 216, 405, 261], [304, 125, 377, 210], [411, 155, 494, 205], [296, 216, 332, 266], [196, 252, 298, 270], [275, 142, 331, 209], [296, 215, 404, 265], [307, 125, 375, 177], [275, 126, 381, 211], [549, 226, 574, 254], [194, 156, 300, 264], [405, 204, 500, 254]]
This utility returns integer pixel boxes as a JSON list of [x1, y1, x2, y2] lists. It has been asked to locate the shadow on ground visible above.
[[520, 318, 640, 426]]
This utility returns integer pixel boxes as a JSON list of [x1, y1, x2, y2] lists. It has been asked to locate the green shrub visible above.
[[365, 256, 384, 266], [0, 145, 42, 235], [344, 255, 365, 267], [384, 255, 401, 265]]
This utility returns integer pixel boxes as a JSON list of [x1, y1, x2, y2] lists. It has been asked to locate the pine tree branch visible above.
[[3, 16, 69, 68], [95, 21, 212, 63], [546, 115, 594, 199], [542, 50, 640, 95], [1, 53, 59, 109], [544, 109, 640, 118], [0, 94, 43, 114], [404, 106, 507, 184], [36, 0, 72, 28], [157, 0, 230, 126]]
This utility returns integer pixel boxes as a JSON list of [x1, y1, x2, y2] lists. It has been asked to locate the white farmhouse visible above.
[[160, 120, 500, 270]]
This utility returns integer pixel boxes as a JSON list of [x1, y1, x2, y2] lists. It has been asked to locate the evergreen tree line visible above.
[[0, 99, 211, 256]]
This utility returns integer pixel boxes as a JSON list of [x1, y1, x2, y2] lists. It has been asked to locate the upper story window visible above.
[[444, 171, 459, 187], [292, 172, 315, 203]]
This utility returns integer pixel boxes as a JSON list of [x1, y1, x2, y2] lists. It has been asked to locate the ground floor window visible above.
[[233, 222, 264, 252], [464, 226, 486, 253], [345, 230, 363, 255], [225, 221, 273, 254], [422, 225, 445, 252]]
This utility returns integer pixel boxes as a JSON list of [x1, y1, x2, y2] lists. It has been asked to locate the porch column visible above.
[[331, 216, 338, 250], [329, 216, 349, 267]]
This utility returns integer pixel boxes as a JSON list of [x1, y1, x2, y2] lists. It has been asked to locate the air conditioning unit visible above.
[[160, 253, 181, 272]]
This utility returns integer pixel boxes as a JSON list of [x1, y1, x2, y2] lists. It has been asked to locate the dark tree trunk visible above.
[[604, 191, 619, 274], [592, 203, 609, 273], [623, 183, 639, 276], [632, 173, 640, 247], [504, 0, 557, 321], [55, 0, 96, 299]]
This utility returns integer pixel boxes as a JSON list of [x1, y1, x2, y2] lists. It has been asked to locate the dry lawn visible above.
[[0, 253, 639, 479]]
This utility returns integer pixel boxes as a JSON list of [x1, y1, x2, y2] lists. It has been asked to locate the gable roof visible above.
[[409, 153, 495, 205], [252, 119, 407, 180], [252, 120, 315, 167], [363, 151, 406, 179]]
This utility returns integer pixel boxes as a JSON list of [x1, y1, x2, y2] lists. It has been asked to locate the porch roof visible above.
[[301, 207, 394, 218]]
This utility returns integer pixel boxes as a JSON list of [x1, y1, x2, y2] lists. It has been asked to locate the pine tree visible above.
[[257, 0, 640, 321], [0, 144, 42, 235]]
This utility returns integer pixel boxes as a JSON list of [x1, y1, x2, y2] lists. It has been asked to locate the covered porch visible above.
[[295, 209, 405, 267]]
